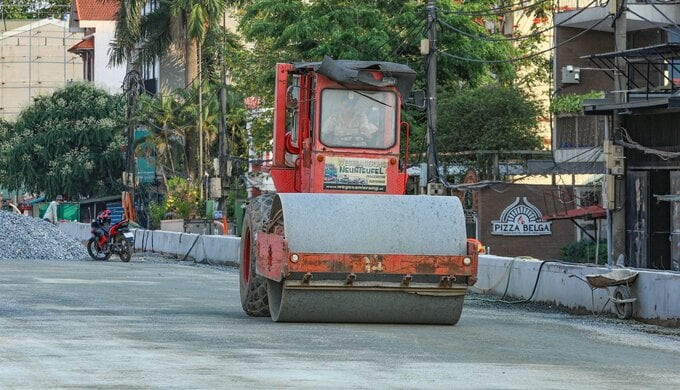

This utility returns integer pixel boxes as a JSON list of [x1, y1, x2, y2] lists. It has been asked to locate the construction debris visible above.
[[0, 211, 87, 261]]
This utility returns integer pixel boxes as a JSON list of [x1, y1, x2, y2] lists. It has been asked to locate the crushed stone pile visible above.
[[0, 211, 88, 260]]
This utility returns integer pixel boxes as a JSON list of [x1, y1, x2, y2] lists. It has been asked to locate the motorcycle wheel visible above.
[[87, 237, 111, 261], [117, 235, 132, 263]]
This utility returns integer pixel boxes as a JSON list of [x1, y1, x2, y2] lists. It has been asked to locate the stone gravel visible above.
[[0, 211, 88, 260]]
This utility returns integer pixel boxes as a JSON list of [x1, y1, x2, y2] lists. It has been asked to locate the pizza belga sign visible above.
[[491, 197, 552, 236]]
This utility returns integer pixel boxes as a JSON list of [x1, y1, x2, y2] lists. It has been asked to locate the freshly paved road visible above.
[[1, 258, 679, 389]]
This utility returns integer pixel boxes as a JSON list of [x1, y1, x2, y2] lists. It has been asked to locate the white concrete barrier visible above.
[[476, 255, 680, 325], [131, 229, 240, 266], [58, 221, 91, 242], [59, 222, 240, 266]]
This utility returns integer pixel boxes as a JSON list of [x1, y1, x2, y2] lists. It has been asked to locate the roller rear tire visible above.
[[239, 194, 274, 317]]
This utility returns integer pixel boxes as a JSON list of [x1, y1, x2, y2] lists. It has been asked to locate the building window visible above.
[[555, 115, 606, 149], [142, 58, 158, 94]]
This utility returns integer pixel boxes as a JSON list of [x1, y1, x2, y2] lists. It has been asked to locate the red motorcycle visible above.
[[87, 210, 134, 262]]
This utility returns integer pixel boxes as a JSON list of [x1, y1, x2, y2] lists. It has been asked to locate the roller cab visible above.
[[239, 57, 478, 324]]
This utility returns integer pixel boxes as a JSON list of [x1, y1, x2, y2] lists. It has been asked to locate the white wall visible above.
[[78, 21, 126, 92]]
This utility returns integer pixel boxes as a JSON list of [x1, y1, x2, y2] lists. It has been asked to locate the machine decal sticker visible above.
[[323, 157, 388, 192], [491, 197, 552, 236]]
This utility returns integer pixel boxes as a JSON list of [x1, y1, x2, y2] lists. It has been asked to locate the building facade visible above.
[[68, 0, 126, 91], [554, 1, 680, 271], [0, 19, 83, 120]]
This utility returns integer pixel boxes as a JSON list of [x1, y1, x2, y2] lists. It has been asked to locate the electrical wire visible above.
[[436, 0, 551, 17], [438, 13, 611, 63], [649, 1, 680, 33], [442, 145, 602, 191], [625, 7, 680, 39], [616, 127, 680, 160], [437, 0, 599, 43], [373, 6, 426, 58], [387, 19, 428, 61], [467, 260, 564, 304]]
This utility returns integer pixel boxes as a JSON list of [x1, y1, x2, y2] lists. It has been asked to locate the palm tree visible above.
[[110, 0, 227, 183]]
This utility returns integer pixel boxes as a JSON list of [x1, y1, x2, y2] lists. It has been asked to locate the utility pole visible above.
[[218, 12, 230, 210], [198, 42, 205, 200], [124, 70, 141, 209], [425, 0, 438, 184], [609, 0, 627, 266]]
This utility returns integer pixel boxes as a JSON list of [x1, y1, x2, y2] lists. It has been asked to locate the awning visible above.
[[543, 205, 607, 221], [582, 97, 672, 115], [68, 36, 94, 53]]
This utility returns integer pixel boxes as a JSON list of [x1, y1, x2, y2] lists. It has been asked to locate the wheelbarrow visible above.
[[569, 269, 638, 319]]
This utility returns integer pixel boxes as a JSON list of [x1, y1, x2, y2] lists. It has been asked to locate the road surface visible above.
[[1, 258, 679, 389]]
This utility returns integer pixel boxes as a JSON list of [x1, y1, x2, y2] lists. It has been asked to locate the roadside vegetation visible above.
[[0, 0, 555, 221]]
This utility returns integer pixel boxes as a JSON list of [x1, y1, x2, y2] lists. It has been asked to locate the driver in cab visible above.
[[323, 94, 379, 148]]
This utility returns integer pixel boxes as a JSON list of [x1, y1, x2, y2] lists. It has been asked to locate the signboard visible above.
[[323, 157, 388, 192], [491, 197, 552, 236]]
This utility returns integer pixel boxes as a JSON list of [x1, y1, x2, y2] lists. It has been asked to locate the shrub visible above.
[[148, 201, 167, 229], [550, 91, 604, 115], [165, 177, 200, 219], [560, 240, 607, 263]]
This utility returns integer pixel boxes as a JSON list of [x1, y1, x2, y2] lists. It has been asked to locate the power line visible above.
[[438, 13, 610, 63], [447, 145, 603, 191], [649, 0, 680, 31], [436, 0, 551, 17], [625, 6, 680, 38], [388, 19, 428, 61], [437, 0, 599, 43], [373, 5, 425, 56]]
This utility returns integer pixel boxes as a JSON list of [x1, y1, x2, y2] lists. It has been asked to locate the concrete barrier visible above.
[[58, 221, 91, 243], [476, 255, 680, 325], [59, 222, 241, 267], [131, 229, 241, 266]]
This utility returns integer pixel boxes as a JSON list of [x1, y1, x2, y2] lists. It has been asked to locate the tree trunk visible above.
[[162, 127, 176, 175], [184, 30, 199, 84], [183, 9, 199, 179], [185, 128, 197, 180], [198, 40, 204, 200]]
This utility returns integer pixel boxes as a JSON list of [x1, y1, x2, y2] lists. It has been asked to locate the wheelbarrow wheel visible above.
[[613, 286, 633, 320]]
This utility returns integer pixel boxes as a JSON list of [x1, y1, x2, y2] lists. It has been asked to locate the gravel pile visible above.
[[0, 211, 88, 260]]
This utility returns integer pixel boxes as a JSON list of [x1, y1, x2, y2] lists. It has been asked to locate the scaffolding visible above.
[[0, 17, 83, 120]]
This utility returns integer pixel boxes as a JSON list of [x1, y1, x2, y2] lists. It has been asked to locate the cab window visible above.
[[320, 89, 396, 149]]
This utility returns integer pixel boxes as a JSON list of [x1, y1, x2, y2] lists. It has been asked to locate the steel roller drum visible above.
[[271, 194, 467, 255], [266, 194, 468, 324]]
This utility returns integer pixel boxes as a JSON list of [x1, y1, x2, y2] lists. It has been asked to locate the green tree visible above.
[[436, 85, 543, 179], [0, 0, 70, 19], [135, 83, 250, 180], [232, 0, 549, 153], [0, 83, 126, 199], [110, 0, 234, 181]]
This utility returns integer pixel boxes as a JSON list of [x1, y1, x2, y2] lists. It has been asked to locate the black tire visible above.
[[239, 194, 275, 317], [87, 237, 111, 261], [613, 286, 633, 320], [118, 235, 132, 262]]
